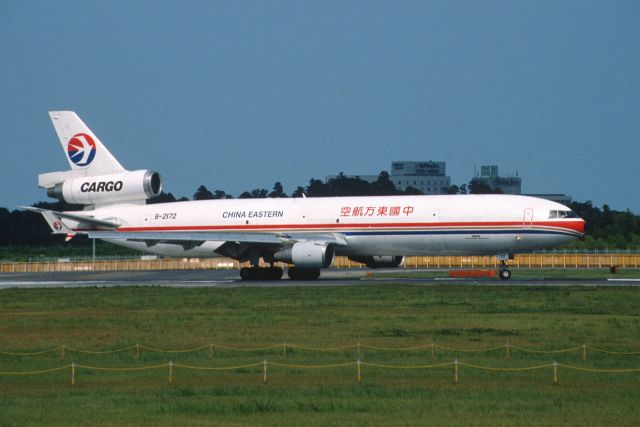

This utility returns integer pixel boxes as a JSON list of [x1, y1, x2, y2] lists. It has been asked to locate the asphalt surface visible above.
[[1, 269, 639, 289]]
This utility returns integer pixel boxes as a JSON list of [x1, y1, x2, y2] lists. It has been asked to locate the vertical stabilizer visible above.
[[49, 111, 125, 175]]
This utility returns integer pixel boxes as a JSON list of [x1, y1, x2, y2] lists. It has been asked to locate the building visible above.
[[471, 165, 522, 194], [326, 161, 452, 195], [390, 161, 451, 194]]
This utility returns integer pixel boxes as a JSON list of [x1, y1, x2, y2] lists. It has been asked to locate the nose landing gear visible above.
[[498, 254, 512, 280], [498, 264, 512, 280]]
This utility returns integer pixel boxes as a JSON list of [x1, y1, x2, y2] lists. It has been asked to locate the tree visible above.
[[213, 190, 232, 199], [268, 182, 287, 198], [193, 185, 214, 200], [372, 171, 399, 195], [239, 189, 268, 198], [291, 186, 306, 198], [147, 192, 183, 204], [306, 179, 332, 197], [403, 186, 423, 195], [468, 179, 502, 194]]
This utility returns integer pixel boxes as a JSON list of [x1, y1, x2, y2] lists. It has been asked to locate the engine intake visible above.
[[349, 256, 405, 268], [47, 170, 162, 205], [274, 241, 335, 268]]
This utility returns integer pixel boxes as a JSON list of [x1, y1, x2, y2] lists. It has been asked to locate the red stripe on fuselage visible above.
[[114, 220, 585, 235]]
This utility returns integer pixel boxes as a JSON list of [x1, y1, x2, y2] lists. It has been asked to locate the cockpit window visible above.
[[549, 210, 579, 219]]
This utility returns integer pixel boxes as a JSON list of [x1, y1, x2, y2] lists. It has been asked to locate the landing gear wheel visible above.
[[268, 267, 283, 280], [499, 268, 512, 280], [287, 267, 321, 280], [239, 267, 283, 281]]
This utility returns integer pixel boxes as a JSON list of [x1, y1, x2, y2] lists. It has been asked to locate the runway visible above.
[[1, 269, 639, 289]]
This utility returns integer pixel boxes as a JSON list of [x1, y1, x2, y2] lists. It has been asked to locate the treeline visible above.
[[1, 173, 639, 251], [565, 201, 640, 250], [159, 172, 423, 202]]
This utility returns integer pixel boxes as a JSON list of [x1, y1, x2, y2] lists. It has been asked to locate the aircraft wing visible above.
[[86, 230, 348, 247], [87, 231, 282, 245]]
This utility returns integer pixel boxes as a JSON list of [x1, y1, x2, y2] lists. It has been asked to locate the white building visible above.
[[326, 161, 452, 195], [390, 161, 451, 194]]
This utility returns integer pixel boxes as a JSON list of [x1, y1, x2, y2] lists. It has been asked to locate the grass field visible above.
[[2, 282, 640, 426]]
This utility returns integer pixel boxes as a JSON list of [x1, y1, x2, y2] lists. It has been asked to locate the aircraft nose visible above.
[[577, 218, 586, 236]]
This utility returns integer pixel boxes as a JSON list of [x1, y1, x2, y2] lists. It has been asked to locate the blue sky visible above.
[[2, 1, 639, 212]]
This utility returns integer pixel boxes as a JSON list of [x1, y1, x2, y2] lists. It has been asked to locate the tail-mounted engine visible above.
[[46, 170, 162, 205]]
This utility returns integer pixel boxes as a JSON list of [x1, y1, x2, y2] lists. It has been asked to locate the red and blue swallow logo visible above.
[[67, 133, 96, 167]]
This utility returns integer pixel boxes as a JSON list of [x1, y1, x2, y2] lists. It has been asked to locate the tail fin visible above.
[[49, 111, 125, 175]]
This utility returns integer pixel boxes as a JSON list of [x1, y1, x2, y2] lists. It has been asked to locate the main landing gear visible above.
[[287, 267, 321, 280], [239, 266, 283, 281], [498, 260, 512, 281], [238, 266, 321, 281]]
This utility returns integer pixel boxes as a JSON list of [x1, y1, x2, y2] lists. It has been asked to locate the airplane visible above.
[[25, 111, 585, 281]]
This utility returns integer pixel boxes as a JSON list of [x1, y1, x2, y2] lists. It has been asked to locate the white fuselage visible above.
[[82, 194, 584, 259]]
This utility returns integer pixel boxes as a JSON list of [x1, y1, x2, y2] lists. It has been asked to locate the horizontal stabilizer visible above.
[[21, 207, 120, 231]]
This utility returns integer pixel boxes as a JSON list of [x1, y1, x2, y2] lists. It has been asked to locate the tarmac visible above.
[[1, 268, 639, 289]]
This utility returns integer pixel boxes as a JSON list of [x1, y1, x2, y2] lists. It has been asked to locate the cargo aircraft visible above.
[[25, 112, 585, 280]]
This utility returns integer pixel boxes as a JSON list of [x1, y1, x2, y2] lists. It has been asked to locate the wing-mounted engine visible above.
[[43, 170, 162, 206], [349, 255, 405, 268], [273, 241, 336, 268]]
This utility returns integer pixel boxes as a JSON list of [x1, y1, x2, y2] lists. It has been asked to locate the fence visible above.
[[3, 341, 640, 361], [2, 253, 640, 273], [3, 342, 640, 386]]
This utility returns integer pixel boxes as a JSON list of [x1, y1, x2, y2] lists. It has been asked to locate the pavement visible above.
[[1, 268, 639, 289]]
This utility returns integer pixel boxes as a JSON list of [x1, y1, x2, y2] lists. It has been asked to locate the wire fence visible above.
[[3, 359, 640, 387], [2, 342, 640, 359], [4, 341, 640, 386]]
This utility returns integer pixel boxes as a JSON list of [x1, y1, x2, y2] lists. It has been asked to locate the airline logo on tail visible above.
[[67, 133, 96, 167]]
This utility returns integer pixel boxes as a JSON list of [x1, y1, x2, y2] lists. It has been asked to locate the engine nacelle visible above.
[[349, 255, 405, 268], [47, 170, 162, 205], [274, 241, 335, 268]]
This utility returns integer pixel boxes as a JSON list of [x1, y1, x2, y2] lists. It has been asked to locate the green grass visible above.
[[2, 284, 640, 426]]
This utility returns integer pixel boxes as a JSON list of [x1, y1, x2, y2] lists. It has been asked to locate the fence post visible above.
[[136, 343, 140, 360], [431, 343, 435, 358], [356, 358, 362, 382], [454, 359, 459, 384], [582, 344, 587, 361], [263, 360, 268, 384], [553, 361, 558, 385], [210, 343, 214, 358], [71, 361, 76, 387], [283, 341, 287, 357], [169, 361, 174, 385], [60, 346, 65, 361]]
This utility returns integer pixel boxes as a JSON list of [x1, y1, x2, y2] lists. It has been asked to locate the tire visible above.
[[499, 269, 512, 280]]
